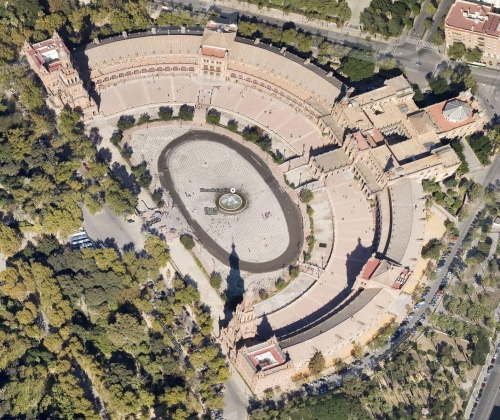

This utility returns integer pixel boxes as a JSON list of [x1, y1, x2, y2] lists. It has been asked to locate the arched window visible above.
[[181, 66, 186, 71], [103, 77, 109, 82], [141, 69, 147, 73], [134, 70, 139, 74], [157, 67, 162, 71], [173, 66, 179, 71], [119, 73, 124, 77], [111, 75, 117, 79], [189, 67, 195, 71], [231, 73, 236, 78], [97, 79, 102, 84]]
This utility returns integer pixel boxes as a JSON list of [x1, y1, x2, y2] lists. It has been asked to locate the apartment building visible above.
[[445, 0, 500, 67]]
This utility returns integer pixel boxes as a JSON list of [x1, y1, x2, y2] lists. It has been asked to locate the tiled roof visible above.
[[425, 99, 475, 133], [446, 1, 500, 37]]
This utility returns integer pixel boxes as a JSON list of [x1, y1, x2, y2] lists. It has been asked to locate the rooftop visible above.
[[446, 1, 500, 37], [443, 100, 473, 122], [425, 99, 475, 133], [27, 37, 69, 73], [245, 343, 286, 372]]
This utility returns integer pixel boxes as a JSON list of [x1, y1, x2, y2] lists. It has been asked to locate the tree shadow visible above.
[[122, 242, 135, 252], [111, 162, 141, 195], [97, 147, 113, 164], [87, 127, 103, 147]]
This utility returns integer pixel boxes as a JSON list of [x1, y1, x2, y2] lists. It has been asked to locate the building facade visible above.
[[445, 0, 500, 67]]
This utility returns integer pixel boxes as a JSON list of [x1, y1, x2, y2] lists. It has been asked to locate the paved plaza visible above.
[[167, 139, 289, 263], [157, 130, 304, 273]]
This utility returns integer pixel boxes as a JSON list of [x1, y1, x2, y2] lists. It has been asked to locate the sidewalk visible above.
[[196, 0, 397, 47], [168, 237, 225, 336]]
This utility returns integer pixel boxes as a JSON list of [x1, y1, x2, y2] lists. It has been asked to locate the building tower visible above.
[[219, 291, 257, 358], [25, 31, 97, 120]]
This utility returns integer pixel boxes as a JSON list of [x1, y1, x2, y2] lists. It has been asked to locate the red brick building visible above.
[[445, 1, 500, 67]]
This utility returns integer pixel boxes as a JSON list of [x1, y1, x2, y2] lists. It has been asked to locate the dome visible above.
[[442, 100, 472, 123], [58, 47, 69, 59]]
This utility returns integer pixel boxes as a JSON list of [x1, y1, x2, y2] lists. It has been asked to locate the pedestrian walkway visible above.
[[168, 237, 225, 336], [403, 36, 439, 51]]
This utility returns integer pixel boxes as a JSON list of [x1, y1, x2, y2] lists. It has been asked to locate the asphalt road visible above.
[[472, 358, 500, 420], [157, 130, 304, 273], [82, 205, 145, 250]]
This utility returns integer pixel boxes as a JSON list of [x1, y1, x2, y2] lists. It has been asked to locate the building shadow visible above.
[[345, 237, 372, 288], [256, 314, 272, 340], [221, 243, 244, 329], [271, 237, 371, 339]]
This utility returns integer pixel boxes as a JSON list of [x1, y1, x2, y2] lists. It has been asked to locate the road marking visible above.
[[403, 37, 439, 51]]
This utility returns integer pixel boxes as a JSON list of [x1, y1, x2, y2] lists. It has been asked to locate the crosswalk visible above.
[[403, 36, 439, 51]]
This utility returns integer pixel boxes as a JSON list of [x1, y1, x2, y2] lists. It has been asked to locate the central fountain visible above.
[[217, 188, 246, 213]]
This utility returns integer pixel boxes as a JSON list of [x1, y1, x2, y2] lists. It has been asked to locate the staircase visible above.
[[193, 105, 207, 125]]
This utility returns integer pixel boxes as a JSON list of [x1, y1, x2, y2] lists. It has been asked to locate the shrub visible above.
[[300, 189, 314, 204], [137, 113, 150, 126], [289, 266, 300, 279], [210, 273, 223, 290], [227, 119, 238, 132]]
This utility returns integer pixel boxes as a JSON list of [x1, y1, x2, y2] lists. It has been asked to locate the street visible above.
[[472, 351, 500, 420]]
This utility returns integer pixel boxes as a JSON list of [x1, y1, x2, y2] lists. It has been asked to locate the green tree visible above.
[[339, 51, 375, 82], [421, 239, 442, 260], [227, 119, 238, 132], [137, 113, 150, 125], [144, 235, 169, 267], [281, 28, 297, 45], [431, 29, 445, 46], [180, 234, 195, 251], [178, 105, 194, 121], [426, 2, 437, 15], [448, 42, 466, 60], [0, 224, 22, 256], [238, 21, 258, 37], [465, 47, 482, 63], [116, 115, 135, 131], [158, 106, 173, 121], [206, 108, 221, 125], [295, 32, 313, 53], [308, 350, 325, 375]]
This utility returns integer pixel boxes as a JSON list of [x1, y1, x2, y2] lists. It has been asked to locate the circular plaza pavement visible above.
[[158, 130, 303, 273]]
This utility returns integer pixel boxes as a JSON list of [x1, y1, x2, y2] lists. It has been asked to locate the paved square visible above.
[[167, 139, 289, 263]]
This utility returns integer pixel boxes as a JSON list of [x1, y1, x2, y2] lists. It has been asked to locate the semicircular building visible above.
[[25, 19, 486, 395]]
